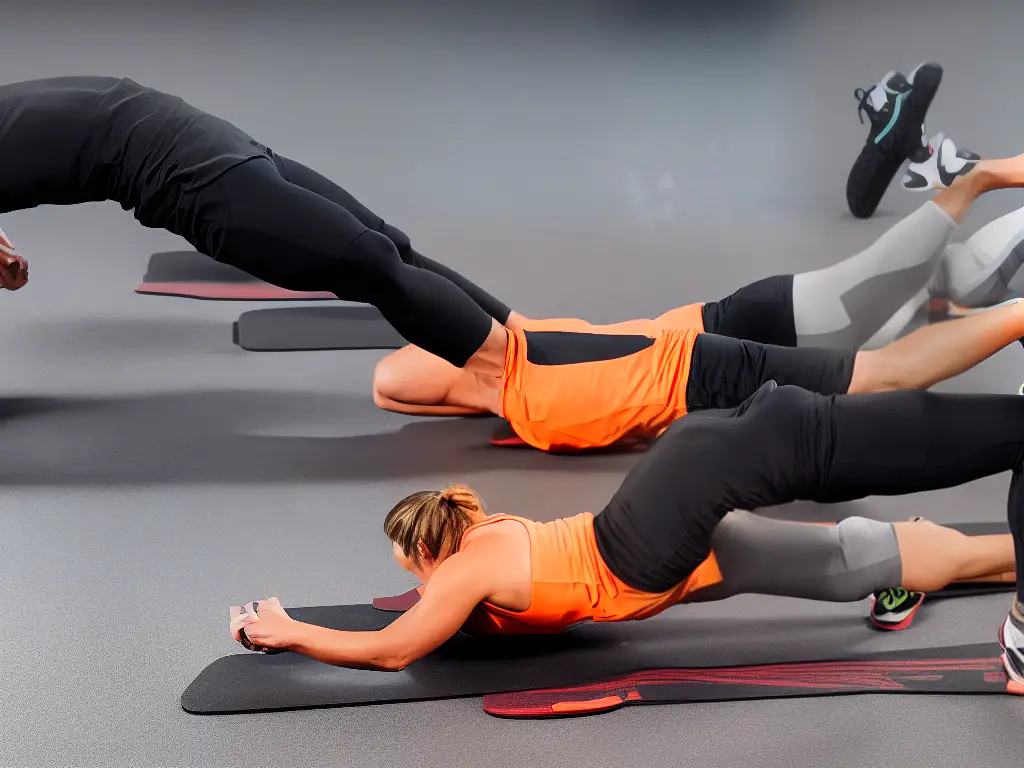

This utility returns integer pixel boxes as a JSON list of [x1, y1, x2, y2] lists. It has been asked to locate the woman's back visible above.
[[461, 512, 721, 635]]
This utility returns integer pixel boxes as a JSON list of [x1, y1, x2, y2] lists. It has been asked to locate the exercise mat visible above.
[[233, 306, 405, 351], [483, 642, 1012, 718], [183, 520, 1014, 716], [135, 251, 335, 301]]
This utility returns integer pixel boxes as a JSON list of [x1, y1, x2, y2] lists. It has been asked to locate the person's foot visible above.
[[902, 133, 981, 191], [869, 586, 925, 630], [997, 603, 1024, 694], [847, 63, 943, 219]]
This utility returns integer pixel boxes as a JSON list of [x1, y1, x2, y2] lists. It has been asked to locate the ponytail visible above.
[[384, 484, 487, 565]]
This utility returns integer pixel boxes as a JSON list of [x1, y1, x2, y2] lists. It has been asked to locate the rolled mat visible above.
[[182, 520, 1013, 715], [233, 306, 405, 351], [135, 251, 336, 301]]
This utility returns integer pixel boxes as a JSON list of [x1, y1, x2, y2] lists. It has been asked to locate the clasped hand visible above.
[[229, 597, 299, 653]]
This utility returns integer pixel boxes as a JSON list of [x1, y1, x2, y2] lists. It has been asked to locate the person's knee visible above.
[[829, 516, 902, 600], [379, 223, 412, 261], [754, 383, 819, 420], [342, 230, 408, 293]]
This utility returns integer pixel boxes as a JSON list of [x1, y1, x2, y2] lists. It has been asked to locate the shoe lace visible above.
[[854, 87, 872, 124], [876, 587, 909, 611]]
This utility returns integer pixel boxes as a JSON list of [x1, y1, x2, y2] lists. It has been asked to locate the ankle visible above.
[[1011, 597, 1024, 630]]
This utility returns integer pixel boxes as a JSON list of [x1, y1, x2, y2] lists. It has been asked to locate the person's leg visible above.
[[791, 201, 954, 349], [847, 297, 1024, 393], [821, 388, 1024, 503], [272, 154, 518, 327], [690, 285, 1024, 408], [893, 521, 1015, 591], [684, 333, 856, 412], [596, 383, 1024, 595], [594, 384, 838, 593], [933, 204, 1024, 308], [685, 512, 1014, 602], [793, 156, 1024, 350], [698, 275, 798, 346], [186, 158, 507, 372]]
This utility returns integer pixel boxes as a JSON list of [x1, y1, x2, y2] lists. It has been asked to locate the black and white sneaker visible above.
[[847, 63, 943, 219], [902, 133, 981, 191], [997, 609, 1024, 694]]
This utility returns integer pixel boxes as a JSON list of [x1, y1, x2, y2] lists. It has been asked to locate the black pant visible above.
[[702, 274, 797, 346], [180, 155, 510, 367], [686, 332, 855, 411], [593, 384, 1024, 594]]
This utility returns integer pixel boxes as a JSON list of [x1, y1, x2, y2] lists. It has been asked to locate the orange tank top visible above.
[[461, 512, 721, 636], [500, 304, 705, 451]]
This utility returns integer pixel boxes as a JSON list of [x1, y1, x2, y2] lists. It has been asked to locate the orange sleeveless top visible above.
[[500, 303, 705, 452], [461, 512, 722, 636]]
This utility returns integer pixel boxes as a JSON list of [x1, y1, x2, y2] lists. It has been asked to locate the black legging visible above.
[[593, 384, 1024, 595], [180, 155, 510, 367]]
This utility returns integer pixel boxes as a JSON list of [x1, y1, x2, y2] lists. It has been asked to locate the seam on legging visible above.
[[338, 228, 376, 260]]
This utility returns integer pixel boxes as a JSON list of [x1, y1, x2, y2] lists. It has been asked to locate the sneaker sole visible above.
[[869, 594, 924, 631], [1001, 654, 1024, 694], [897, 64, 943, 159]]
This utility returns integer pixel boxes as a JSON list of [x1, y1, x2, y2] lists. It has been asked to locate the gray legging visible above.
[[685, 511, 902, 603]]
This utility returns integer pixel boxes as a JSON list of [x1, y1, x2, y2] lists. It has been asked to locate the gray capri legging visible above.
[[684, 511, 903, 603]]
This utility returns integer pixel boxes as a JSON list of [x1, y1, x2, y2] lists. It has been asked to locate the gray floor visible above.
[[2, 1, 1024, 766]]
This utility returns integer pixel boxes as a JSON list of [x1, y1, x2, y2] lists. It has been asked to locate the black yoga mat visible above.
[[232, 306, 405, 351], [182, 520, 1013, 715], [135, 251, 336, 301], [483, 642, 1011, 718]]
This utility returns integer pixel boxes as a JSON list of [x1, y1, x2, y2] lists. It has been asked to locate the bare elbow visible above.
[[377, 652, 413, 672], [372, 359, 400, 410]]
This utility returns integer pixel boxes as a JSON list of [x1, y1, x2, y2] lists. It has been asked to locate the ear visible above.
[[415, 540, 433, 567]]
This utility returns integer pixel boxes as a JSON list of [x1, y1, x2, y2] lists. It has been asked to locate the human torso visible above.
[[460, 512, 721, 636], [0, 76, 266, 221], [499, 304, 705, 451]]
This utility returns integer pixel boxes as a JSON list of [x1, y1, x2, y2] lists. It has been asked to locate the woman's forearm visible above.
[[288, 623, 408, 671], [372, 392, 488, 417]]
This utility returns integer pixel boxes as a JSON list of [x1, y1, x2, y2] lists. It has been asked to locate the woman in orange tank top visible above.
[[369, 188, 1024, 451], [231, 384, 1024, 686], [369, 172, 1024, 453]]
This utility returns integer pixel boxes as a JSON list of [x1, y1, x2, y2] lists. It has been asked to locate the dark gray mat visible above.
[[142, 251, 257, 284], [233, 306, 405, 351], [483, 642, 1009, 718], [182, 521, 1014, 715]]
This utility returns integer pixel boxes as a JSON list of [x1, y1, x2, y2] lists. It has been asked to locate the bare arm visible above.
[[371, 393, 488, 417], [287, 551, 492, 670], [373, 344, 497, 415]]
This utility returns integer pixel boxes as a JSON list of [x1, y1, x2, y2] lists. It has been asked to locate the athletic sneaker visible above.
[[854, 70, 919, 156], [997, 609, 1024, 694], [847, 63, 943, 219], [902, 133, 981, 191], [869, 587, 925, 630]]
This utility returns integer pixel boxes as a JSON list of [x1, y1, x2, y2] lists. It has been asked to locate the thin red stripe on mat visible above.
[[135, 282, 337, 301]]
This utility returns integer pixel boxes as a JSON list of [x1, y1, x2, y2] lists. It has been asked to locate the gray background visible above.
[[2, 1, 1024, 766]]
